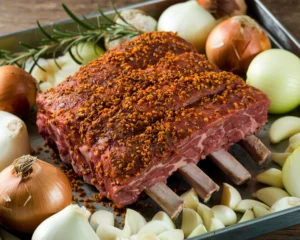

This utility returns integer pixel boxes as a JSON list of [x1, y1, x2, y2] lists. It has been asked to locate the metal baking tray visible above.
[[1, 0, 300, 239]]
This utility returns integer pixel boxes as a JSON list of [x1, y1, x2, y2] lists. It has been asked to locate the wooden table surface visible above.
[[0, 0, 299, 239]]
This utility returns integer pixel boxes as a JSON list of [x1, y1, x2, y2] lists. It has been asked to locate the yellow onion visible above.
[[0, 155, 72, 233], [0, 65, 37, 118], [206, 15, 271, 75], [197, 0, 247, 19]]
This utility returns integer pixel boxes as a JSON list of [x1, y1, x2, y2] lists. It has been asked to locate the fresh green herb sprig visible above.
[[0, 3, 142, 72]]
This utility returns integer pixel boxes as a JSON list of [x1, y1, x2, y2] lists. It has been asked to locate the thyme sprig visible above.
[[0, 3, 142, 72]]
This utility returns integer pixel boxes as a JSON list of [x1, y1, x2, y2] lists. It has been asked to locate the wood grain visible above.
[[0, 0, 299, 239]]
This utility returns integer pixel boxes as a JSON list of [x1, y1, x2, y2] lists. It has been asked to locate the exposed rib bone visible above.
[[239, 135, 271, 165], [179, 163, 219, 202], [145, 182, 183, 219], [209, 150, 251, 185]]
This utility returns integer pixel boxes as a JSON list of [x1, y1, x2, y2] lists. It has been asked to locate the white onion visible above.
[[158, 0, 216, 52], [246, 49, 300, 114], [0, 111, 31, 171], [32, 205, 99, 240], [282, 147, 300, 198]]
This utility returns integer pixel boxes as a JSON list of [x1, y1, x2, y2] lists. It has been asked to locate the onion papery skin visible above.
[[206, 15, 271, 75], [0, 159, 72, 233], [0, 66, 37, 118], [197, 0, 247, 19]]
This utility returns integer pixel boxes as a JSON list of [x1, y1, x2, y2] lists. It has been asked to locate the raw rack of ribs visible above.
[[36, 31, 270, 219]]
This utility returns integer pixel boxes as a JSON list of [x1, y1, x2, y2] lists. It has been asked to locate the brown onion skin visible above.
[[205, 16, 271, 75], [197, 0, 247, 19], [0, 66, 37, 118], [0, 159, 72, 233]]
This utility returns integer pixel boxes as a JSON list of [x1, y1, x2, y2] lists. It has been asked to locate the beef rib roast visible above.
[[36, 31, 270, 208]]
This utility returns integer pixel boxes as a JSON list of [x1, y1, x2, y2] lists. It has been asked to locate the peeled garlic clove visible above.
[[211, 205, 237, 226], [152, 211, 175, 229], [90, 210, 114, 230], [207, 218, 225, 232], [234, 199, 270, 213], [253, 204, 271, 218], [138, 233, 158, 240], [269, 116, 300, 143], [289, 133, 300, 150], [238, 210, 255, 223], [271, 197, 300, 212], [221, 183, 242, 209], [96, 225, 122, 240], [255, 168, 283, 188], [271, 152, 290, 167], [180, 188, 199, 210], [196, 203, 214, 229], [253, 187, 289, 207], [122, 209, 147, 237], [158, 229, 184, 240], [181, 208, 203, 238], [187, 224, 207, 238], [285, 146, 294, 153], [138, 220, 172, 236]]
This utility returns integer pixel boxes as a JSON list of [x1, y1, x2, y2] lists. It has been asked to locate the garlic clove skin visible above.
[[0, 111, 31, 171], [269, 116, 300, 144], [196, 203, 214, 229], [181, 208, 203, 238], [90, 210, 115, 230], [207, 218, 225, 232], [187, 224, 207, 238], [96, 225, 122, 240], [238, 210, 255, 223], [271, 197, 300, 212], [253, 187, 289, 207], [158, 229, 184, 240], [253, 205, 271, 218], [221, 183, 242, 209], [32, 205, 99, 240], [271, 152, 290, 167], [211, 205, 237, 226], [255, 168, 284, 188], [138, 220, 173, 236], [122, 209, 147, 237], [180, 188, 199, 210], [234, 199, 270, 213], [152, 211, 175, 229]]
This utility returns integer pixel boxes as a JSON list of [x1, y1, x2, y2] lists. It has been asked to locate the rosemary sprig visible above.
[[0, 3, 142, 72]]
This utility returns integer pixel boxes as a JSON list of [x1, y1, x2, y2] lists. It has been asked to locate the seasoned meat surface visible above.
[[36, 32, 270, 207]]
